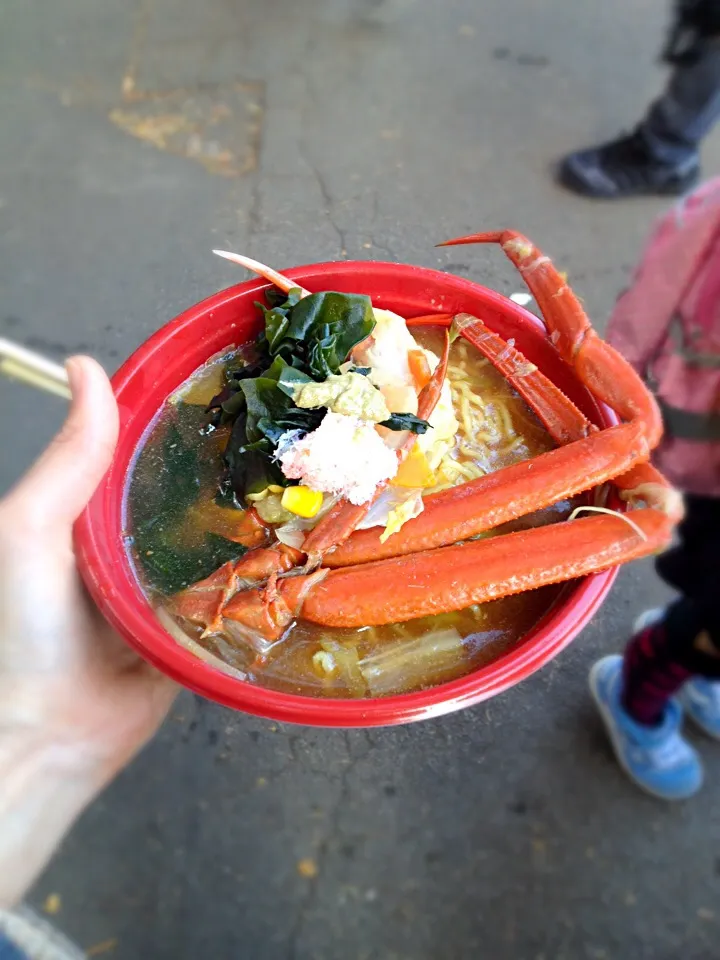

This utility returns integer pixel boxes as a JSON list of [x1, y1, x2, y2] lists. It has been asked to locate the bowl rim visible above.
[[74, 259, 618, 727]]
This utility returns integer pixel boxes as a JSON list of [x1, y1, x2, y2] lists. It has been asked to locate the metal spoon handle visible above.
[[0, 338, 71, 399]]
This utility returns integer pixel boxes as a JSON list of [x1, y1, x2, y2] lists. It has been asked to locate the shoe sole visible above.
[[557, 165, 699, 200], [588, 663, 701, 801], [678, 691, 720, 742]]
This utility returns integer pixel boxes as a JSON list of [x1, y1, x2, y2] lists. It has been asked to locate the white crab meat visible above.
[[352, 309, 421, 415], [277, 412, 398, 506], [351, 307, 459, 536], [353, 307, 458, 462]]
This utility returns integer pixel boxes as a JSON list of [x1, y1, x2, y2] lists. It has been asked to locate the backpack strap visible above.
[[658, 400, 720, 440]]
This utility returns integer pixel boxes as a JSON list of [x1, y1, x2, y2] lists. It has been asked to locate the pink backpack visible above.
[[606, 178, 720, 497]]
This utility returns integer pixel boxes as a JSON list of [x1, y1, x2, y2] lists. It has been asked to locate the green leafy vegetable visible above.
[[254, 288, 303, 355], [206, 359, 265, 424], [225, 359, 265, 383], [276, 365, 315, 398], [215, 288, 378, 503], [379, 412, 432, 434], [160, 423, 202, 509], [239, 377, 323, 444], [277, 292, 375, 379], [265, 286, 303, 309], [229, 449, 287, 500], [224, 411, 289, 500], [134, 522, 245, 595], [129, 410, 248, 593], [240, 377, 291, 443]]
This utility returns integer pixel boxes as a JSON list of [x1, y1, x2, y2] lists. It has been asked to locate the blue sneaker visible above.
[[633, 609, 720, 740], [680, 678, 720, 740], [589, 655, 703, 800], [633, 606, 666, 634]]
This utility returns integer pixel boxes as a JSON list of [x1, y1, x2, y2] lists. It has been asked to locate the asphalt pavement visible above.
[[2, 1, 720, 957]]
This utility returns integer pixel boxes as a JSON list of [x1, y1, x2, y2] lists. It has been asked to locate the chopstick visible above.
[[0, 338, 71, 400]]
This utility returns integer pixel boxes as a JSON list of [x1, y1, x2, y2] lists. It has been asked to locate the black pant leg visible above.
[[656, 494, 720, 596]]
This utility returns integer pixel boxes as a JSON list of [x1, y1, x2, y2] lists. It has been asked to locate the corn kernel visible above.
[[281, 485, 324, 518]]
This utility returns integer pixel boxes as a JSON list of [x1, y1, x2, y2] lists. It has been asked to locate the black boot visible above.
[[557, 130, 700, 198]]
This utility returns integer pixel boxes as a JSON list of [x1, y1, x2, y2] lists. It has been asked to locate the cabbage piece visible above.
[[313, 639, 367, 697], [253, 492, 293, 524], [358, 627, 465, 696], [354, 486, 425, 541], [274, 522, 307, 551], [292, 372, 391, 423], [380, 491, 424, 542], [274, 493, 341, 549]]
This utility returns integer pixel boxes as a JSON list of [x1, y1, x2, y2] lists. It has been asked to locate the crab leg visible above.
[[224, 510, 672, 635], [410, 312, 594, 446], [416, 308, 682, 522], [438, 231, 663, 448], [171, 561, 239, 636], [324, 420, 649, 567], [450, 312, 682, 518], [436, 233, 678, 518], [611, 460, 678, 513]]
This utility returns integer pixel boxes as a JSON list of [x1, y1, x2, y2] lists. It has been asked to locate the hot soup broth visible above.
[[125, 329, 569, 698]]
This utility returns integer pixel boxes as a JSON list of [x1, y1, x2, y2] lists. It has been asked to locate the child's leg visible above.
[[588, 495, 720, 798], [622, 596, 720, 726], [636, 494, 720, 726], [589, 595, 715, 800], [656, 494, 720, 596]]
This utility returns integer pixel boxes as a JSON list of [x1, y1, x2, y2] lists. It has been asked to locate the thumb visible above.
[[3, 356, 119, 528]]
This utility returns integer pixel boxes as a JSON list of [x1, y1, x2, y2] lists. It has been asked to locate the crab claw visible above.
[[212, 250, 311, 297], [222, 587, 293, 642], [170, 561, 238, 636]]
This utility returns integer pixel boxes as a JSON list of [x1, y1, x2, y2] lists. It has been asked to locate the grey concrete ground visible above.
[[2, 0, 720, 957]]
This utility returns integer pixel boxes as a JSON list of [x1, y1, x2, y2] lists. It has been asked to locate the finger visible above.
[[137, 663, 180, 715], [2, 356, 119, 528]]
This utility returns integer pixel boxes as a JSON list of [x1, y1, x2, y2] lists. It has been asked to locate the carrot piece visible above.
[[408, 349, 432, 391]]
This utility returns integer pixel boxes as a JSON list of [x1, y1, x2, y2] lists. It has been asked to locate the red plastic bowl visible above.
[[75, 261, 617, 727]]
